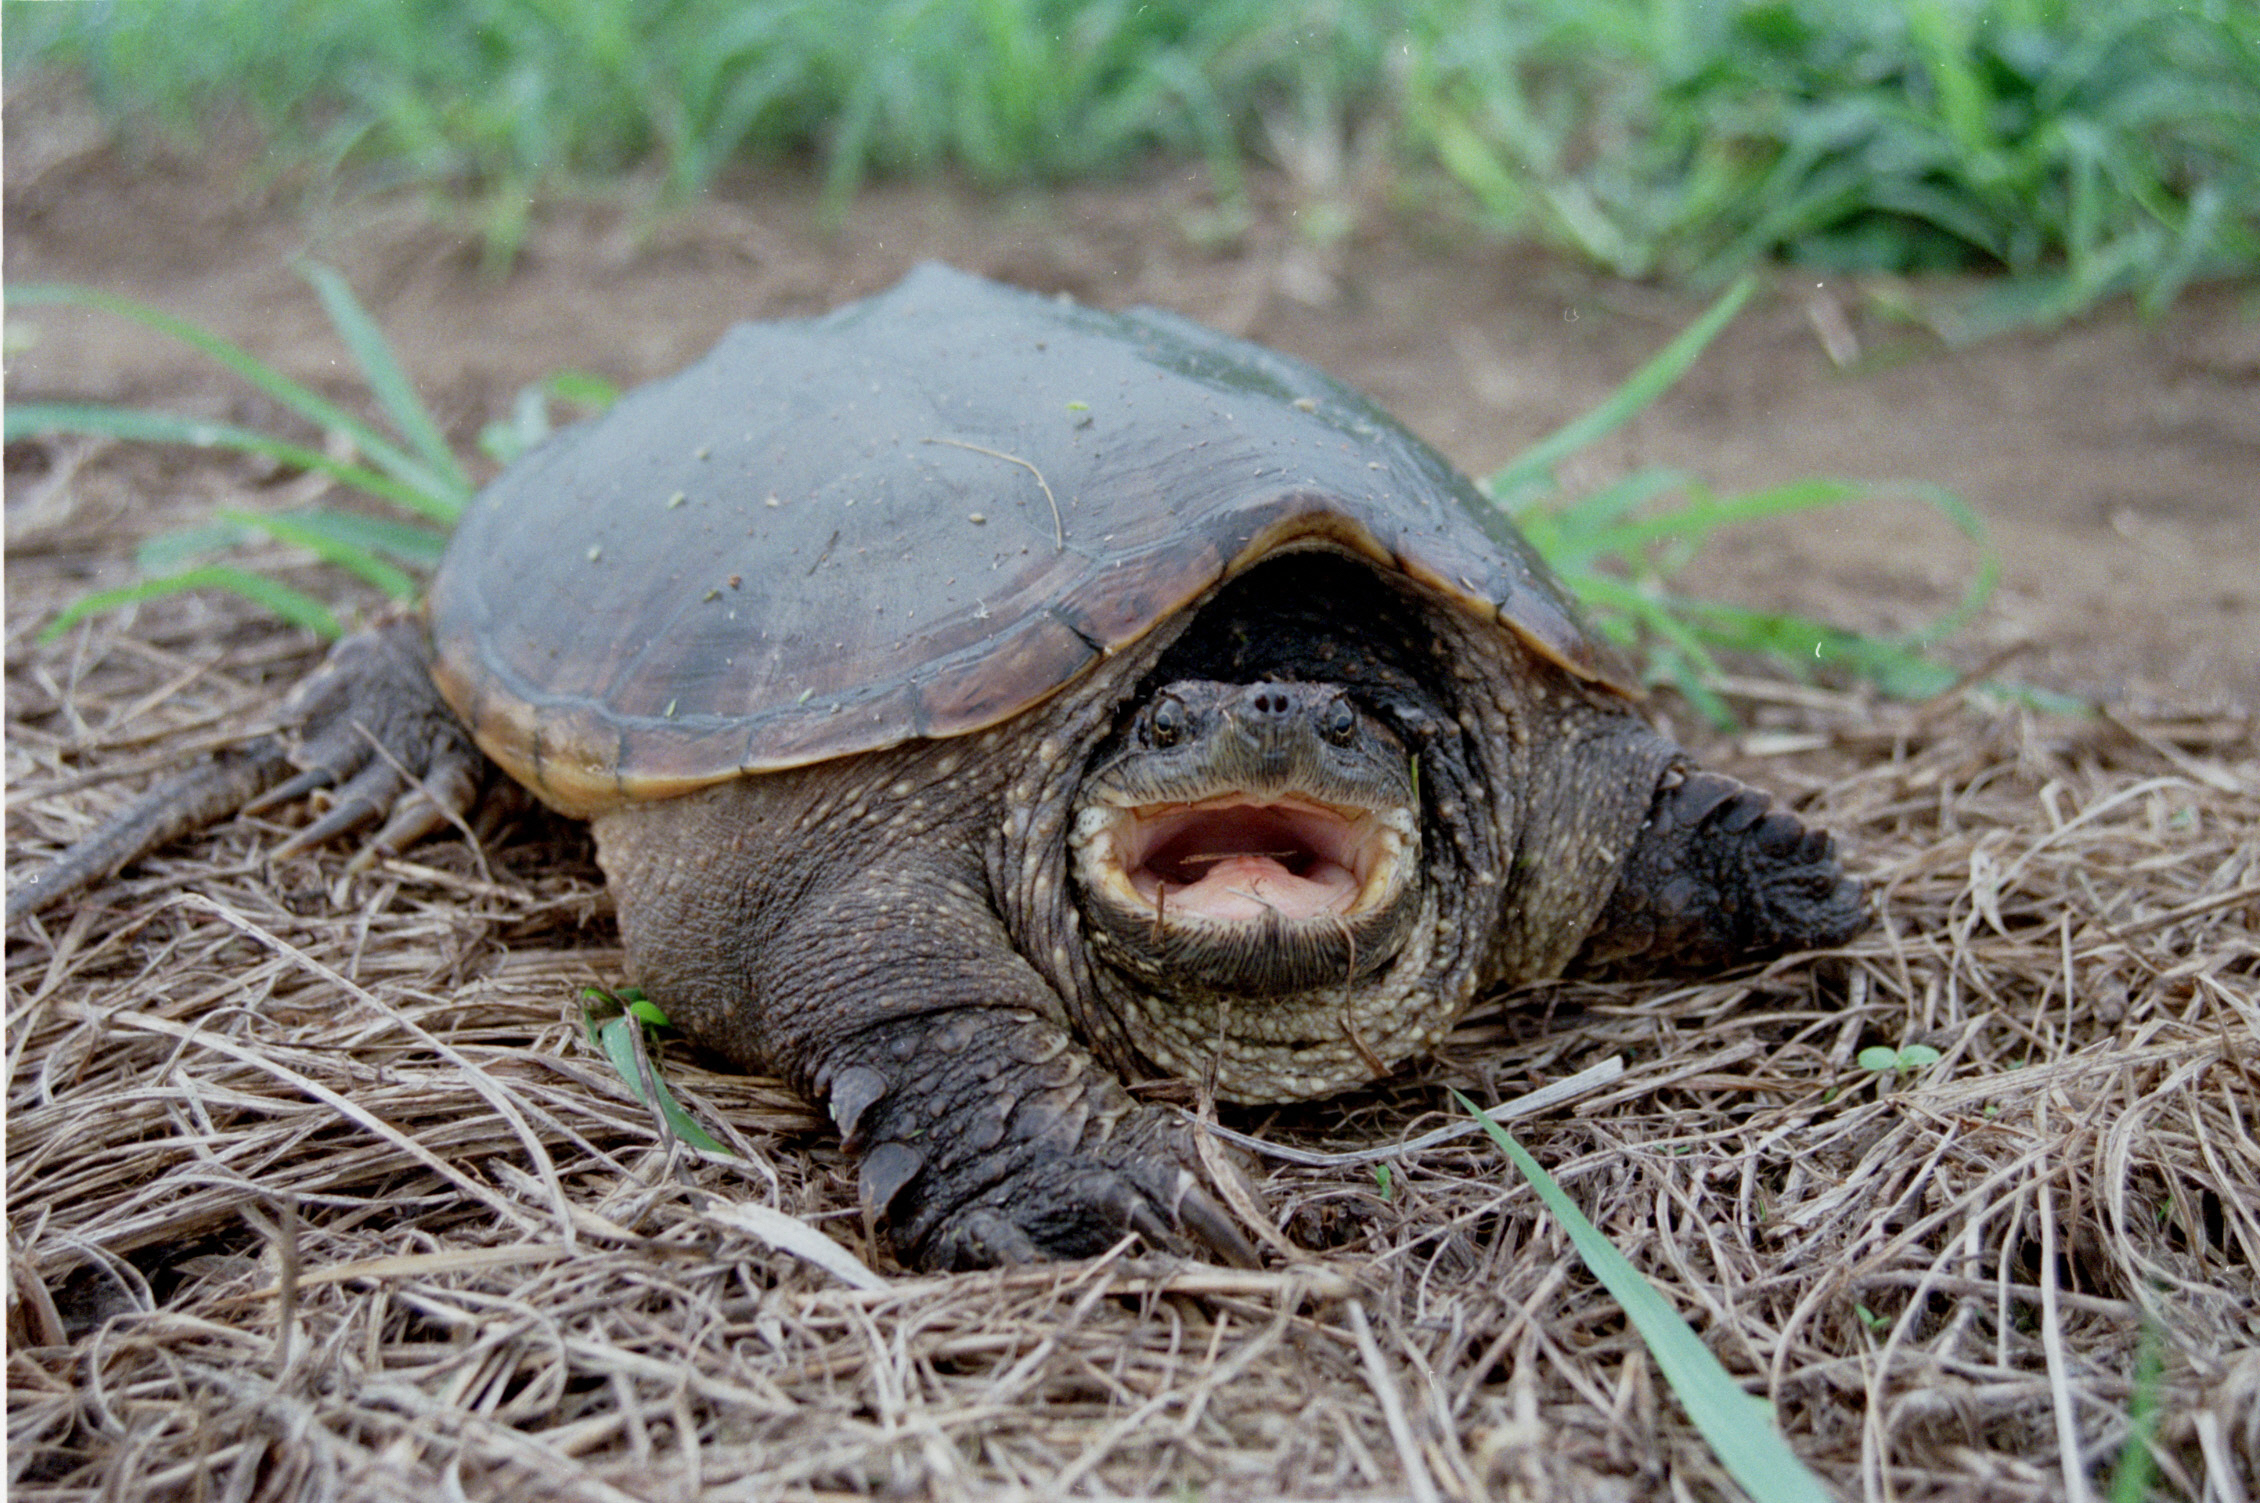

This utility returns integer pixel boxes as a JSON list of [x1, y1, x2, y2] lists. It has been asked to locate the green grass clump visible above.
[[1489, 275, 2010, 723], [2, 0, 1392, 253], [9, 0, 2255, 316], [1405, 0, 2260, 328], [8, 270, 472, 640]]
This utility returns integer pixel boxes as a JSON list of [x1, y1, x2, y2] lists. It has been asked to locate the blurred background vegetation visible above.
[[9, 0, 2257, 324]]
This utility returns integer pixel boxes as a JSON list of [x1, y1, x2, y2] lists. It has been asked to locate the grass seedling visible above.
[[580, 987, 732, 1158], [1456, 1091, 1832, 1503], [1857, 1043, 1943, 1082], [2108, 1317, 2165, 1503]]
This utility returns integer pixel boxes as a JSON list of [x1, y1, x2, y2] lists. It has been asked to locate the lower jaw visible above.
[[1121, 990, 1452, 1103], [1103, 903, 1453, 1104]]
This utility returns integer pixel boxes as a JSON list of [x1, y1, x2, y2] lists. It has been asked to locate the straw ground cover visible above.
[[8, 436, 2257, 1499]]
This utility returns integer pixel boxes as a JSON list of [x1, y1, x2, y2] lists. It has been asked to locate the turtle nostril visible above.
[[1247, 685, 1294, 721]]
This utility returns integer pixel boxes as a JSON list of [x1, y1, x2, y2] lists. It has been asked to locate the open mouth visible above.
[[1088, 795, 1410, 924]]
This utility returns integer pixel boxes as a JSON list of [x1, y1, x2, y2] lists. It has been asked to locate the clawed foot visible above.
[[1581, 766, 1868, 974], [825, 1016, 1261, 1272], [900, 1120, 1257, 1272], [251, 615, 485, 865]]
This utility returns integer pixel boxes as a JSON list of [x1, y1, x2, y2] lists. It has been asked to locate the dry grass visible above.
[[7, 457, 2258, 1502]]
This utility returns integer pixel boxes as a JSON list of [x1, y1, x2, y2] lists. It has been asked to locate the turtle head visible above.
[[1068, 679, 1425, 1007]]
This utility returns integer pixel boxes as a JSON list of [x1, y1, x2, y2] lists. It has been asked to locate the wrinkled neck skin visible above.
[[994, 551, 1674, 1104]]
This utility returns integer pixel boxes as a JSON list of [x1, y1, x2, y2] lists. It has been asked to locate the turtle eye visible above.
[[1148, 696, 1187, 748], [1321, 697, 1359, 745]]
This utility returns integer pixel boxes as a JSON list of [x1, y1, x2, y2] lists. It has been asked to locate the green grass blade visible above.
[[5, 400, 458, 523], [1454, 1093, 1833, 1503], [39, 566, 343, 642], [135, 518, 263, 574], [1488, 275, 1758, 507], [1543, 468, 1696, 542], [585, 1007, 732, 1158], [254, 509, 452, 569], [2108, 1318, 2164, 1503], [1568, 479, 1865, 557], [216, 509, 420, 599], [137, 510, 449, 577], [300, 261, 472, 506], [9, 282, 461, 508]]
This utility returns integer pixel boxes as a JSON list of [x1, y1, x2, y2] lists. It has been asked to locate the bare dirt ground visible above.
[[6, 104, 2258, 1502]]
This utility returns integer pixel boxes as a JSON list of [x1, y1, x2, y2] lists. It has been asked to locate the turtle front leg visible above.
[[1576, 766, 1868, 975], [596, 789, 1259, 1272]]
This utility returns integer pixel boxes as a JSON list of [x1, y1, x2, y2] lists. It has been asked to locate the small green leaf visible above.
[[543, 371, 620, 410], [1859, 1043, 1944, 1076], [581, 987, 729, 1156]]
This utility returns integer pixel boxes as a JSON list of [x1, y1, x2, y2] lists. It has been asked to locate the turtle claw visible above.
[[261, 615, 484, 867], [243, 761, 338, 816], [1173, 1181, 1262, 1269], [915, 1152, 1256, 1273], [927, 1209, 1046, 1271]]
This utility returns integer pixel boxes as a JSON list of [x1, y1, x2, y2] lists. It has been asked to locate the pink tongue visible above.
[[1148, 854, 1359, 920]]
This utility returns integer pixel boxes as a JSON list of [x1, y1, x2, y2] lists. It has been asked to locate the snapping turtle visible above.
[[14, 265, 1866, 1270]]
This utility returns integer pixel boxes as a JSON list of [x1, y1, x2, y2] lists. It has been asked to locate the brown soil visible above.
[[7, 112, 2258, 1503]]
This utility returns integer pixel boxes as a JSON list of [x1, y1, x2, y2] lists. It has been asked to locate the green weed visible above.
[[1400, 0, 2260, 322], [580, 987, 734, 1156], [8, 269, 469, 641], [1857, 1042, 1944, 1080], [1489, 276, 2016, 722]]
